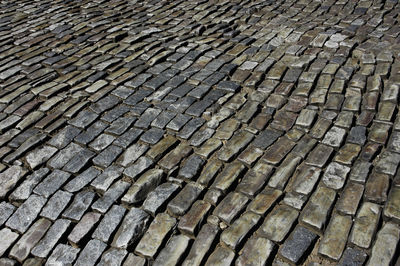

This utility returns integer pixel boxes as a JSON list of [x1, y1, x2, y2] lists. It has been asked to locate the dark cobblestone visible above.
[[1, 0, 400, 264]]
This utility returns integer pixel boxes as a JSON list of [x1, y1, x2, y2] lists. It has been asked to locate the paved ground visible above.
[[0, 0, 400, 265]]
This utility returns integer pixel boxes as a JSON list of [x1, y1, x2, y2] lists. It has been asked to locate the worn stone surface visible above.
[[220, 211, 261, 249], [318, 213, 352, 261], [153, 235, 190, 266], [46, 244, 80, 266], [350, 202, 381, 249], [367, 223, 400, 266], [300, 186, 336, 230], [279, 226, 318, 264], [0, 228, 19, 257], [0, 1, 400, 264], [135, 213, 176, 259], [6, 194, 47, 233], [111, 208, 149, 249], [236, 236, 275, 266], [259, 205, 299, 243], [31, 219, 71, 258], [183, 223, 219, 266], [9, 218, 51, 262], [74, 239, 107, 266]]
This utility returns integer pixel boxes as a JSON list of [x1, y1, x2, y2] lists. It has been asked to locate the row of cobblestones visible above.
[[0, 0, 400, 265]]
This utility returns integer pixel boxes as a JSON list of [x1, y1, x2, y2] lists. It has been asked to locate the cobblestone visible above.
[[0, 0, 400, 264]]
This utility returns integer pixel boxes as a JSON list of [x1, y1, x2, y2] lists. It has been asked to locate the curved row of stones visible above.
[[0, 0, 400, 265]]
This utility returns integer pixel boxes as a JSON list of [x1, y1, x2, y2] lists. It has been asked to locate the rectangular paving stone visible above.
[[204, 246, 235, 266], [0, 202, 15, 226], [182, 223, 219, 266], [153, 235, 190, 266], [335, 182, 364, 216], [178, 154, 205, 180], [104, 116, 136, 136], [142, 182, 180, 216], [211, 161, 246, 193], [68, 212, 102, 245], [236, 236, 275, 266], [139, 127, 164, 145], [365, 172, 390, 203], [310, 118, 332, 139], [122, 169, 164, 204], [218, 130, 254, 162], [4, 132, 47, 163], [374, 150, 400, 176], [75, 239, 107, 266], [91, 165, 123, 193], [62, 191, 95, 221], [286, 164, 321, 195], [305, 144, 333, 167], [113, 128, 143, 148], [167, 182, 204, 217], [31, 219, 71, 258], [322, 162, 351, 190], [262, 137, 296, 165], [339, 247, 368, 266], [9, 168, 49, 202], [46, 244, 80, 266], [322, 126, 346, 147], [349, 160, 372, 183], [98, 248, 128, 266], [9, 218, 51, 262], [33, 170, 71, 198], [0, 165, 27, 199], [6, 194, 47, 233], [158, 143, 192, 170], [89, 133, 116, 152], [0, 228, 19, 257], [123, 156, 154, 180], [279, 226, 318, 264], [135, 213, 176, 259], [25, 145, 58, 170], [111, 207, 150, 249], [384, 186, 400, 222], [75, 121, 108, 145], [92, 145, 123, 168], [92, 205, 126, 243], [47, 125, 81, 149], [69, 109, 98, 128], [268, 154, 302, 189], [300, 186, 336, 230], [64, 167, 101, 193], [178, 200, 211, 236], [117, 143, 148, 167], [367, 223, 400, 266], [318, 213, 352, 261], [48, 143, 85, 169], [177, 117, 205, 139], [350, 202, 381, 249], [259, 204, 299, 243], [40, 190, 73, 221], [252, 128, 282, 149], [122, 254, 146, 266], [221, 211, 261, 249], [213, 191, 249, 225], [236, 165, 274, 196], [62, 148, 95, 174], [237, 146, 263, 167], [92, 180, 129, 213]]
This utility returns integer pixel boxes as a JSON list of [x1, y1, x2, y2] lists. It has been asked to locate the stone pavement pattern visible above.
[[0, 0, 400, 265]]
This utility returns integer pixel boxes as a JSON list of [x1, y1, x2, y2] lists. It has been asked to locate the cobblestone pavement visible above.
[[0, 0, 400, 265]]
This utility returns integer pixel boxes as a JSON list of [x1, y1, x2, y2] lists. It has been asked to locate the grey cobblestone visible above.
[[0, 0, 400, 264]]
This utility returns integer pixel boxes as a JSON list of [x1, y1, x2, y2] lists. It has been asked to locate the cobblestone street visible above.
[[0, 0, 400, 265]]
